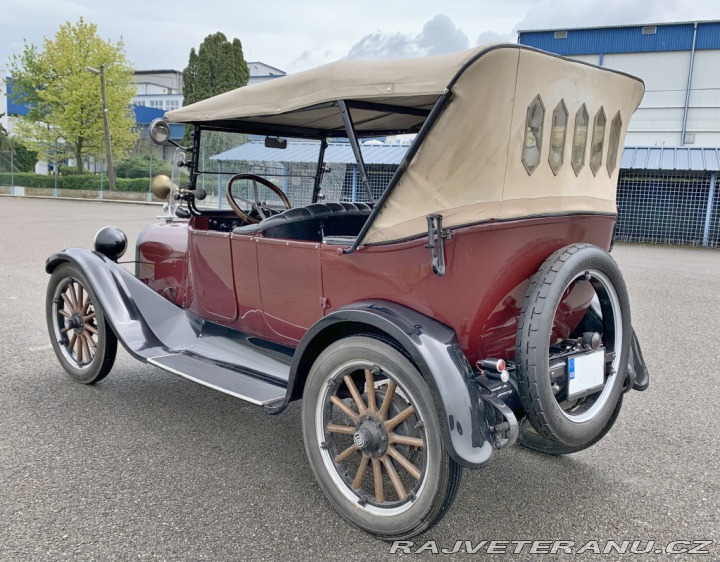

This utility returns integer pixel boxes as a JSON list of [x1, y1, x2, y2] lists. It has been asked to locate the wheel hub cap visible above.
[[65, 313, 84, 334], [353, 415, 387, 457]]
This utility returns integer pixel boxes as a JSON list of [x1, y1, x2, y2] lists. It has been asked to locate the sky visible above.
[[2, 0, 720, 74]]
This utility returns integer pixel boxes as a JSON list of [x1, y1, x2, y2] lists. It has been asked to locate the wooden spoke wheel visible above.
[[46, 264, 117, 384], [302, 336, 461, 540]]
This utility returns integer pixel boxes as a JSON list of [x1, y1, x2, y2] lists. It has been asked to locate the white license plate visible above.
[[567, 350, 605, 398]]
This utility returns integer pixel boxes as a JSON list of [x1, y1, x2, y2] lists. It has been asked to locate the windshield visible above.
[[190, 129, 402, 212]]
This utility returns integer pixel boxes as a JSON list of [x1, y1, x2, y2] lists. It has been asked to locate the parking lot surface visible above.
[[0, 197, 718, 560]]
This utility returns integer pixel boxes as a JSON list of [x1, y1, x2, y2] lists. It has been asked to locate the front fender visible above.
[[273, 301, 494, 469], [46, 248, 197, 359]]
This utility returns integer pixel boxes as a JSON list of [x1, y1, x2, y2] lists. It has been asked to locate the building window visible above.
[[641, 26, 657, 35], [149, 100, 164, 109], [606, 111, 622, 176], [165, 100, 179, 110], [133, 101, 145, 107], [571, 104, 589, 176], [522, 95, 545, 175], [554, 31, 568, 39], [549, 100, 568, 175], [589, 107, 606, 176]]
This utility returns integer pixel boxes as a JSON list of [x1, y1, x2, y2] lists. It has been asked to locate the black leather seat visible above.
[[232, 202, 372, 241]]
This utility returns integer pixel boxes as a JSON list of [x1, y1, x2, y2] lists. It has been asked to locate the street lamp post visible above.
[[86, 65, 116, 190]]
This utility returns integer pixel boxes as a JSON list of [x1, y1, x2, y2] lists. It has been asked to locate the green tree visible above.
[[182, 32, 249, 106], [8, 18, 137, 173], [0, 114, 38, 172], [182, 33, 249, 146]]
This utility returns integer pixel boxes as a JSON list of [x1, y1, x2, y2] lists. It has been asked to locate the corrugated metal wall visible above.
[[518, 22, 709, 55]]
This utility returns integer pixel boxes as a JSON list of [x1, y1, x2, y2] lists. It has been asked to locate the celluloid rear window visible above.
[[606, 111, 622, 176], [590, 107, 607, 176], [571, 104, 589, 176], [549, 100, 568, 175], [522, 95, 545, 175]]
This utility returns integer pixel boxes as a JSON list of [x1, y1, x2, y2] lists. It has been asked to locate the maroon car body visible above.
[[46, 44, 649, 539], [138, 214, 613, 360]]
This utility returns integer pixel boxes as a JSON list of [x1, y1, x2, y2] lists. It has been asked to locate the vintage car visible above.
[[45, 44, 649, 539]]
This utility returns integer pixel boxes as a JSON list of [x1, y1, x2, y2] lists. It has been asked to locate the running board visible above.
[[148, 353, 287, 406]]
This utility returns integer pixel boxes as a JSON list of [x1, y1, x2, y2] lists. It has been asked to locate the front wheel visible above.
[[302, 336, 461, 540], [46, 263, 117, 384]]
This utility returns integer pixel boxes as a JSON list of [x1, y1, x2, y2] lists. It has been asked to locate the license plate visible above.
[[567, 349, 605, 399]]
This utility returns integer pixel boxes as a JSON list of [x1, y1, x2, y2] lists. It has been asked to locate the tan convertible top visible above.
[[167, 45, 644, 245], [165, 49, 481, 133]]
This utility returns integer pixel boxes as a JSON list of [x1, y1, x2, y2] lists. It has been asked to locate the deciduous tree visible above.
[[0, 114, 38, 172], [8, 18, 137, 173]]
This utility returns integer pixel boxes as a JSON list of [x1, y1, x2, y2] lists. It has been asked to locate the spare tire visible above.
[[515, 243, 631, 448], [518, 394, 624, 455]]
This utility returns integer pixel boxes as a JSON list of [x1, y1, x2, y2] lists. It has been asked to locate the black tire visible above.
[[518, 394, 623, 455], [46, 263, 117, 384], [301, 336, 462, 540], [515, 244, 631, 448]]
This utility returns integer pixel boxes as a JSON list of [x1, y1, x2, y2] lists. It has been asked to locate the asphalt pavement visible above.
[[0, 197, 718, 561]]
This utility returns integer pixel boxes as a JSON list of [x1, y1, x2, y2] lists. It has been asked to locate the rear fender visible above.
[[271, 301, 494, 469]]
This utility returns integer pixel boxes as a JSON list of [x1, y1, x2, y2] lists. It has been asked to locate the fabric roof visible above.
[[164, 48, 484, 135], [167, 44, 644, 245]]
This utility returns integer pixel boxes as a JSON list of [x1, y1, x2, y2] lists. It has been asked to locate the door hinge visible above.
[[320, 297, 330, 309], [425, 214, 452, 276]]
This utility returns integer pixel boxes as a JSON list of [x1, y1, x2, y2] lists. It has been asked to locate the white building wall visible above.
[[569, 50, 720, 146], [567, 54, 600, 65], [132, 93, 184, 111], [135, 83, 172, 95], [685, 50, 720, 145]]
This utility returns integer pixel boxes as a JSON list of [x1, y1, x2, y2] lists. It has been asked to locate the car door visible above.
[[255, 237, 324, 344], [188, 229, 237, 322]]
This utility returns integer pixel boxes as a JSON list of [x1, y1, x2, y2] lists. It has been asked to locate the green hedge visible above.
[[0, 172, 57, 188], [0, 172, 150, 192]]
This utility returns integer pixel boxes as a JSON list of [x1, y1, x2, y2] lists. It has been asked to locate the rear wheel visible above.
[[46, 263, 117, 384], [302, 336, 461, 540], [515, 244, 631, 448]]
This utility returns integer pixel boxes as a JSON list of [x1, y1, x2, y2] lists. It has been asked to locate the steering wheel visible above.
[[226, 173, 292, 224]]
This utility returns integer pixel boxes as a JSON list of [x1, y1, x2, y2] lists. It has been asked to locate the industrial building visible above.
[[519, 21, 720, 248], [518, 21, 720, 147]]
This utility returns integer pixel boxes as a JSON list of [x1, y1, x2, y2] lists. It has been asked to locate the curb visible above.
[[0, 193, 163, 206]]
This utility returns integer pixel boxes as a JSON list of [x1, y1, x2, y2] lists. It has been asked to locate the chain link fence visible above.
[[4, 140, 720, 249], [616, 170, 719, 248], [198, 158, 397, 211]]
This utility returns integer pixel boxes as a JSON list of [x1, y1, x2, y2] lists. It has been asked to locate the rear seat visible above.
[[232, 202, 372, 241]]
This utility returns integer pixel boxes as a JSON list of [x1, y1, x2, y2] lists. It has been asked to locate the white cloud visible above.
[[3, 0, 720, 74], [347, 14, 469, 60]]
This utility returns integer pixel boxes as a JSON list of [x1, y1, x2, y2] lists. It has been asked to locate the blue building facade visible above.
[[519, 21, 720, 57]]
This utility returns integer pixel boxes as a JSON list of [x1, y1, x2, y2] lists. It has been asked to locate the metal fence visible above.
[[616, 170, 719, 248], [213, 162, 720, 249], [5, 144, 720, 249], [202, 160, 397, 210]]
